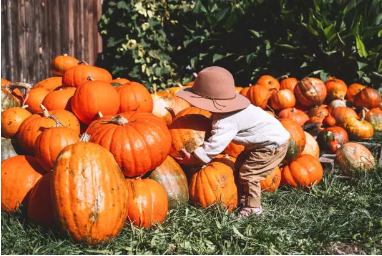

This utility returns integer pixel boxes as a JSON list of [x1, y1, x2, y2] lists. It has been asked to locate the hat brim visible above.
[[176, 87, 251, 113]]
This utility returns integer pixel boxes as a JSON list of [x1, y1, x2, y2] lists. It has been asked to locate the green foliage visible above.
[[98, 0, 382, 90]]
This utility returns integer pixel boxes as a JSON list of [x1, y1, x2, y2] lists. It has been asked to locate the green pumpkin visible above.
[[1, 87, 21, 112]]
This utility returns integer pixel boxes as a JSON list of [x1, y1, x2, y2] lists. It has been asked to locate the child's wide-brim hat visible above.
[[176, 66, 250, 113]]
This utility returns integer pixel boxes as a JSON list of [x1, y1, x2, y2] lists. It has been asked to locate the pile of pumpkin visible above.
[[1, 54, 380, 246]]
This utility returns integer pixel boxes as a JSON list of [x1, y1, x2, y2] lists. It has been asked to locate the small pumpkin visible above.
[[277, 107, 309, 126], [50, 54, 79, 76], [42, 87, 76, 111], [111, 78, 130, 87], [317, 126, 349, 153], [174, 106, 212, 120], [116, 81, 153, 113], [239, 85, 252, 97], [294, 77, 327, 107], [280, 76, 298, 91], [71, 79, 120, 125], [260, 166, 281, 192], [353, 88, 382, 109], [335, 142, 375, 176], [33, 77, 63, 91], [342, 109, 374, 140], [245, 85, 272, 109], [279, 118, 306, 163], [308, 105, 329, 120], [62, 62, 112, 88], [301, 132, 320, 158], [346, 83, 365, 102], [256, 75, 280, 90], [269, 89, 296, 110], [1, 155, 44, 213], [325, 78, 347, 101], [323, 114, 336, 127], [281, 154, 323, 188], [125, 178, 168, 228], [25, 87, 50, 113], [364, 108, 382, 131], [1, 107, 32, 138]]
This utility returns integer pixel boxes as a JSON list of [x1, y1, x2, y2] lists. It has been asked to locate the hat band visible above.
[[190, 89, 237, 110]]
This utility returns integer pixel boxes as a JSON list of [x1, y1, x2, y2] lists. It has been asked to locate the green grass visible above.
[[2, 132, 382, 255]]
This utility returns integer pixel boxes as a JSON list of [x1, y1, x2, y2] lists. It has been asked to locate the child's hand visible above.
[[174, 149, 192, 164]]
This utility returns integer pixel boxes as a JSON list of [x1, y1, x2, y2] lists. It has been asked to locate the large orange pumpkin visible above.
[[317, 126, 348, 153], [279, 118, 306, 163], [62, 63, 112, 88], [42, 87, 76, 111], [346, 83, 365, 102], [52, 140, 129, 245], [86, 112, 172, 178], [331, 107, 358, 127], [325, 78, 347, 101], [35, 126, 79, 172], [245, 85, 272, 109], [50, 54, 79, 76], [125, 178, 168, 228], [277, 107, 309, 126], [33, 77, 63, 91], [353, 88, 382, 109], [269, 89, 296, 110], [1, 107, 31, 138], [152, 95, 190, 126], [280, 76, 298, 91], [342, 109, 374, 140], [50, 109, 81, 133], [301, 132, 320, 158], [281, 154, 323, 188], [189, 161, 238, 212], [294, 77, 327, 107], [25, 87, 50, 113], [116, 82, 153, 113], [260, 166, 281, 192], [256, 75, 280, 90], [71, 79, 120, 125], [1, 155, 44, 213]]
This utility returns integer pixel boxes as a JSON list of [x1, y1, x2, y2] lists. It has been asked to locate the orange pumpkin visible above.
[[1, 155, 44, 213], [277, 107, 309, 126], [323, 114, 336, 127], [223, 142, 245, 158], [294, 77, 327, 107], [50, 54, 79, 76], [342, 109, 374, 140], [1, 78, 12, 86], [52, 140, 129, 245], [33, 77, 63, 91], [269, 89, 296, 110], [116, 82, 153, 113], [364, 108, 382, 131], [168, 83, 193, 96], [308, 105, 329, 124], [317, 126, 348, 153], [301, 132, 320, 158], [1, 107, 32, 138], [256, 75, 280, 90], [50, 109, 81, 133], [62, 63, 112, 88], [246, 85, 272, 109], [346, 83, 365, 102], [175, 106, 212, 119], [151, 90, 171, 100], [281, 154, 323, 188], [86, 112, 172, 178], [280, 76, 298, 91], [111, 78, 130, 86], [125, 178, 168, 228], [189, 161, 238, 212], [42, 87, 76, 111], [260, 166, 281, 192], [35, 126, 79, 172], [25, 87, 50, 113], [71, 79, 120, 125], [27, 172, 56, 228], [331, 107, 358, 127], [325, 78, 347, 101], [152, 94, 190, 126], [353, 88, 382, 109], [239, 85, 252, 97], [279, 118, 306, 163]]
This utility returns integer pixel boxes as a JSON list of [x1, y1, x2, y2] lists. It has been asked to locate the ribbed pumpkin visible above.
[[148, 156, 188, 210], [260, 166, 281, 192], [86, 112, 172, 178], [342, 109, 374, 140], [353, 88, 382, 109], [245, 85, 272, 109], [336, 143, 375, 176], [71, 79, 120, 125], [1, 107, 31, 138], [62, 62, 112, 88], [1, 138, 19, 161], [33, 77, 63, 91], [1, 155, 44, 213], [256, 75, 280, 90], [25, 87, 50, 113], [239, 85, 252, 97], [323, 114, 336, 127], [189, 161, 238, 212], [116, 82, 153, 113], [169, 114, 212, 158], [294, 77, 327, 107], [364, 108, 382, 131], [50, 54, 79, 76], [1, 83, 31, 112], [279, 118, 306, 163], [280, 76, 298, 91], [331, 107, 358, 127], [35, 126, 79, 172], [325, 78, 347, 101], [269, 89, 296, 110], [281, 154, 323, 188], [111, 78, 130, 87], [346, 83, 365, 102], [277, 107, 309, 126], [175, 106, 212, 119], [52, 139, 129, 245], [223, 142, 245, 158], [27, 172, 56, 228], [317, 126, 348, 153], [42, 87, 76, 111], [17, 106, 79, 154], [152, 95, 190, 126], [302, 132, 320, 158], [125, 178, 168, 228]]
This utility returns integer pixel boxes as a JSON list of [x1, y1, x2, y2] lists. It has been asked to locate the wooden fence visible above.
[[1, 0, 103, 84]]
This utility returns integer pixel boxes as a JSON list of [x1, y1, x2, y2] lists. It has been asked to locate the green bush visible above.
[[98, 0, 382, 91]]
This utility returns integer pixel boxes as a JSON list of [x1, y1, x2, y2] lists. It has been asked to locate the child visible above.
[[175, 66, 290, 217]]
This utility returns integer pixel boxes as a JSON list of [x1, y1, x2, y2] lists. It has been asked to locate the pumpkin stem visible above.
[[193, 72, 198, 78], [281, 75, 289, 80], [177, 83, 183, 88], [78, 61, 89, 65], [97, 111, 104, 119], [80, 133, 91, 142], [40, 104, 50, 118], [87, 75, 95, 81], [292, 107, 296, 113], [5, 83, 32, 107], [165, 107, 176, 121], [360, 108, 366, 122], [22, 105, 29, 109], [63, 53, 68, 56], [101, 115, 128, 126], [40, 104, 65, 127]]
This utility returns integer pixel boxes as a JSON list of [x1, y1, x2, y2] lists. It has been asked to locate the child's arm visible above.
[[174, 149, 204, 166]]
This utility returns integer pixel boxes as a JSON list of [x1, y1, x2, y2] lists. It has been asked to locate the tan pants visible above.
[[234, 142, 288, 207]]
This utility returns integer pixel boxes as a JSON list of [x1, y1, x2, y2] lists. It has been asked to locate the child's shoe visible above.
[[237, 206, 263, 218]]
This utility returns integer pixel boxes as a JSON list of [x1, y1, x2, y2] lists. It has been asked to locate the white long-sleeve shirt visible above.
[[194, 104, 290, 163]]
